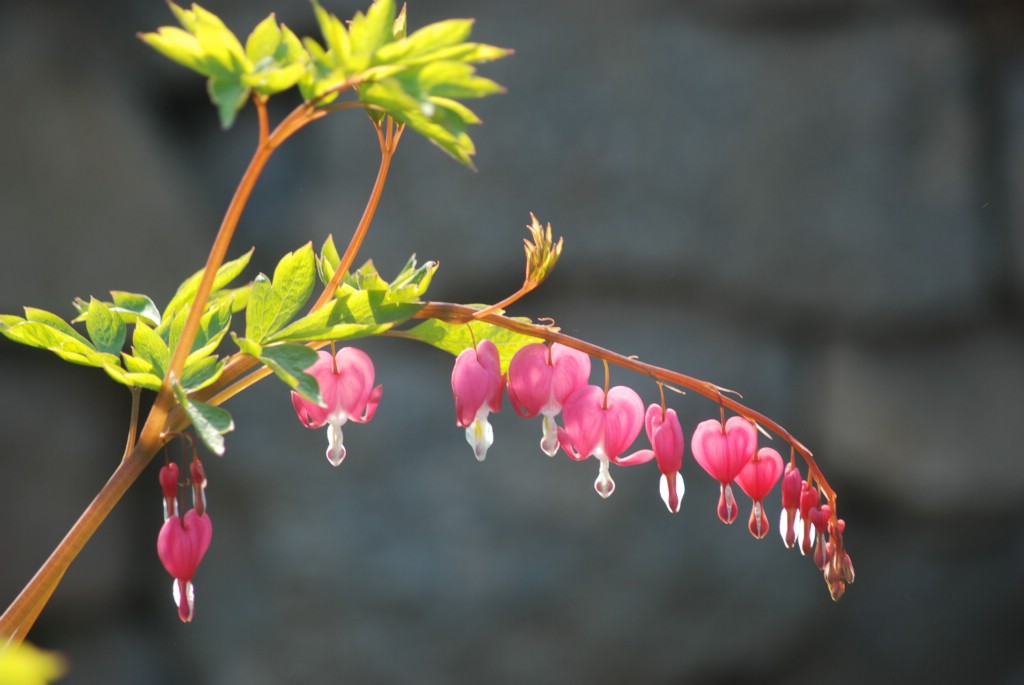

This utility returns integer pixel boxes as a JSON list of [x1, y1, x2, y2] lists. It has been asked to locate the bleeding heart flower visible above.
[[452, 339, 504, 461], [507, 342, 590, 456], [735, 447, 784, 539], [616, 404, 685, 513], [157, 508, 213, 623], [690, 416, 757, 524], [292, 347, 382, 466], [779, 462, 803, 548], [558, 384, 644, 498]]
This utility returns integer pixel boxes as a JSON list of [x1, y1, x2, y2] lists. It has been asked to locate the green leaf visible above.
[[245, 243, 315, 343], [171, 376, 234, 456], [24, 308, 91, 346], [181, 354, 226, 393], [316, 234, 342, 285], [350, 0, 397, 59], [142, 3, 255, 128], [267, 289, 422, 343], [374, 19, 474, 65], [110, 291, 162, 326], [1, 321, 102, 367], [85, 298, 127, 356], [232, 335, 321, 405], [244, 15, 308, 95], [102, 362, 163, 392], [208, 75, 250, 129], [132, 321, 170, 379], [399, 316, 544, 373], [162, 248, 254, 336]]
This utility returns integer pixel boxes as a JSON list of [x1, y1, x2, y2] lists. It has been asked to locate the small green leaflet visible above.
[[85, 298, 127, 356], [171, 375, 234, 456], [232, 335, 321, 405], [245, 243, 315, 344], [160, 248, 253, 337]]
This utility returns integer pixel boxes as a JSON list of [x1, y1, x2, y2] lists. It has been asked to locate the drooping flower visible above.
[[616, 404, 686, 513], [798, 480, 820, 556], [292, 347, 382, 466], [507, 342, 591, 456], [557, 384, 644, 498], [157, 508, 213, 623], [451, 339, 504, 461], [734, 446, 784, 539], [779, 462, 803, 548], [690, 415, 757, 524]]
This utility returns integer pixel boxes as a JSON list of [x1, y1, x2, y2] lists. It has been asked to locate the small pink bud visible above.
[[159, 463, 180, 521], [190, 459, 207, 516]]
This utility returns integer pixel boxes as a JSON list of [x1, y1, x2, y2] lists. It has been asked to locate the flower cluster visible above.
[[156, 458, 213, 622], [449, 339, 854, 597], [284, 339, 853, 599]]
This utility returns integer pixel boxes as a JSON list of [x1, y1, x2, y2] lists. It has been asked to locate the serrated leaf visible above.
[[317, 234, 342, 285], [24, 308, 91, 346], [208, 75, 250, 129], [181, 355, 226, 392], [350, 0, 397, 59], [102, 362, 164, 392], [258, 343, 322, 404], [171, 376, 234, 456], [110, 291, 162, 326], [267, 288, 423, 343], [374, 19, 474, 65], [1, 321, 103, 367], [86, 298, 126, 356], [232, 335, 321, 405], [399, 316, 544, 373], [245, 243, 315, 343], [162, 249, 254, 334], [132, 321, 170, 379]]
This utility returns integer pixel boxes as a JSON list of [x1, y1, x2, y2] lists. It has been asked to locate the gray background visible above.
[[1, 0, 1022, 683]]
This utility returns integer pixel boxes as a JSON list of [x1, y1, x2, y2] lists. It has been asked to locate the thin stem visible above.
[[311, 117, 404, 312], [0, 98, 328, 646], [121, 387, 141, 463], [411, 301, 836, 507]]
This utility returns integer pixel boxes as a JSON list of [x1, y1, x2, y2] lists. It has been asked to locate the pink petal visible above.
[[452, 340, 503, 428], [735, 447, 784, 502], [332, 347, 377, 419], [157, 509, 212, 581], [691, 416, 756, 484], [548, 343, 591, 407], [558, 385, 605, 460], [507, 343, 552, 418], [600, 386, 644, 459]]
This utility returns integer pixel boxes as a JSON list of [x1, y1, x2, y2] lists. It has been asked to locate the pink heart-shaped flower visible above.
[[690, 416, 757, 484]]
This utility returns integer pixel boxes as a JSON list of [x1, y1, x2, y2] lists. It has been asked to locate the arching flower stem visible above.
[[412, 302, 838, 513]]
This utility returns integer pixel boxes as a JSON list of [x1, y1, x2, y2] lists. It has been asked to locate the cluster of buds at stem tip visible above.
[[156, 458, 212, 623], [449, 338, 853, 598], [291, 347, 382, 466]]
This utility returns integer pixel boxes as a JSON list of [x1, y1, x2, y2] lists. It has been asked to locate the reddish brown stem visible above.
[[413, 301, 837, 508]]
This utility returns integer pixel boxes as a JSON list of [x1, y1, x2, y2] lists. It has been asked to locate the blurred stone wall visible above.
[[0, 0, 1021, 683]]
